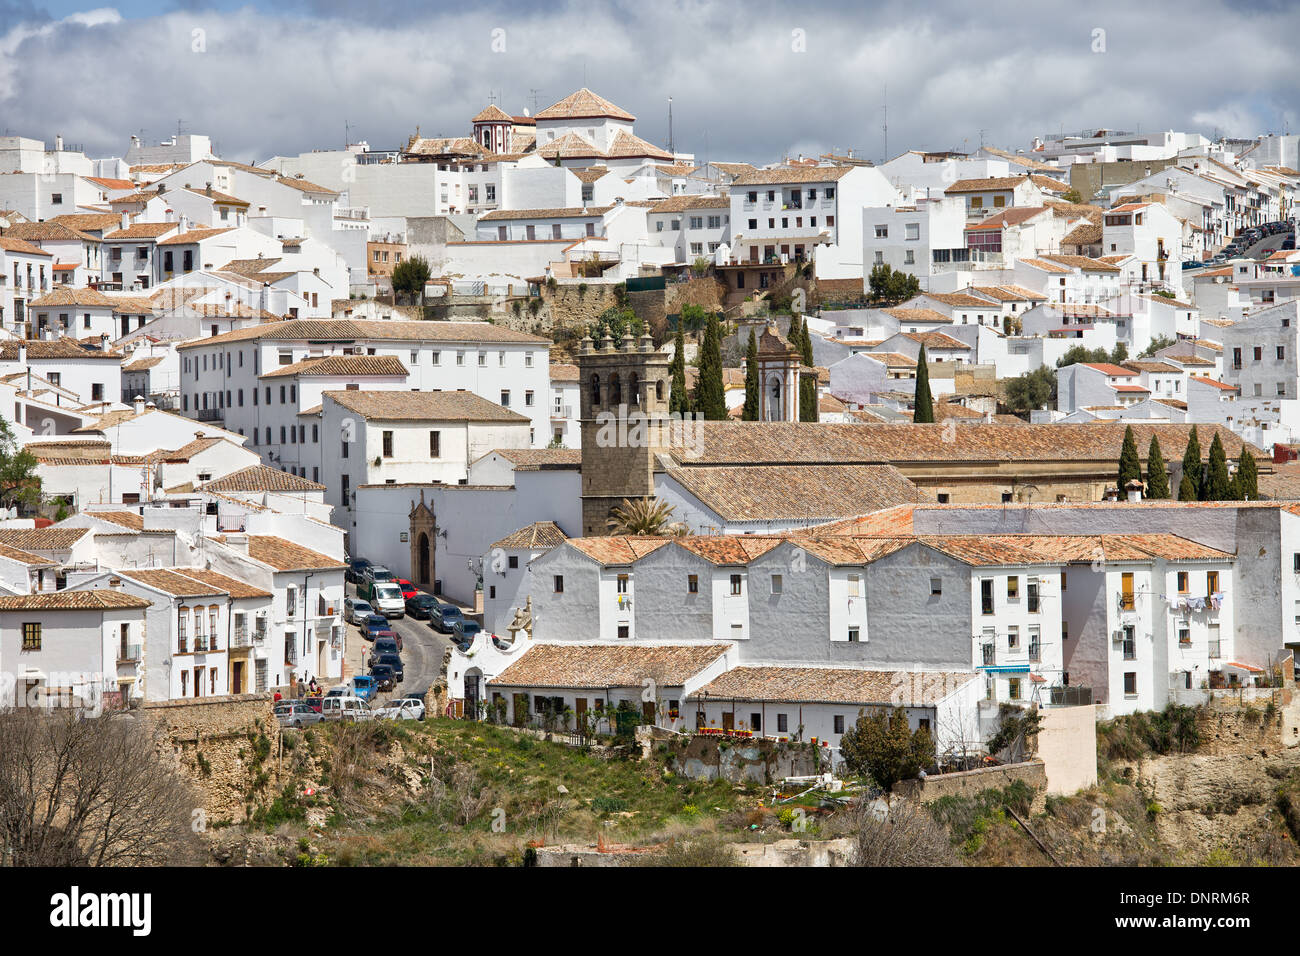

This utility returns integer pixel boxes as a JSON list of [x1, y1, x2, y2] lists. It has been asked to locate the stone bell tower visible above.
[[578, 329, 673, 535]]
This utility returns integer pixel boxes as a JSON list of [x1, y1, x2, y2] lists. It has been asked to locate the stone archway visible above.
[[408, 491, 436, 591]]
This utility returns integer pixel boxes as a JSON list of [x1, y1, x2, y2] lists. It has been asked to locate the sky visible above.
[[1, 0, 1297, 166]]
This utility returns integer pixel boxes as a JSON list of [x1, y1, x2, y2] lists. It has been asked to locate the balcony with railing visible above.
[[117, 643, 142, 663], [231, 625, 251, 648]]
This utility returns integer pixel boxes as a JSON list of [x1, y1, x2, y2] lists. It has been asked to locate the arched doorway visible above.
[[408, 491, 436, 590], [464, 667, 483, 719]]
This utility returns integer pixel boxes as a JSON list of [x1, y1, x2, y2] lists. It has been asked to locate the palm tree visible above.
[[606, 497, 688, 536]]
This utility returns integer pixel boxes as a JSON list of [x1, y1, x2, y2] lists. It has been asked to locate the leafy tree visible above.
[[1235, 448, 1259, 500], [839, 707, 936, 792], [742, 329, 759, 421], [390, 254, 430, 302], [669, 327, 691, 415], [1055, 343, 1129, 369], [1111, 342, 1129, 363], [1145, 436, 1170, 499], [590, 306, 643, 343], [1203, 433, 1232, 500], [679, 303, 708, 333], [1118, 425, 1142, 491], [1003, 366, 1057, 415], [0, 419, 40, 512], [1181, 426, 1203, 500], [868, 264, 921, 305], [1138, 334, 1176, 359], [693, 312, 727, 420], [606, 497, 686, 536], [1060, 187, 1083, 204], [913, 345, 935, 423]]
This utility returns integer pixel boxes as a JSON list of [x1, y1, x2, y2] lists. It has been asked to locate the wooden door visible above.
[[721, 711, 734, 732], [232, 662, 244, 695]]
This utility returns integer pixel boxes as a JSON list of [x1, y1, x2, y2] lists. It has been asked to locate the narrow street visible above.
[[341, 582, 455, 706]]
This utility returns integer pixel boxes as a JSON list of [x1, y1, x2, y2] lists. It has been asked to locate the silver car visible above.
[[275, 700, 323, 728], [345, 597, 375, 625]]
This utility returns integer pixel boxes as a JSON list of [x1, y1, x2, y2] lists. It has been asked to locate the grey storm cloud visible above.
[[0, 0, 1296, 164]]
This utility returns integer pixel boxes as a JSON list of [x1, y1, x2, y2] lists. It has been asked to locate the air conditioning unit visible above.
[[1113, 629, 1124, 642]]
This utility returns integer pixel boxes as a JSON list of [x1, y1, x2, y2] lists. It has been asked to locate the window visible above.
[[1007, 626, 1020, 650], [1120, 572, 1135, 610], [554, 575, 564, 593], [1177, 570, 1189, 593], [1206, 570, 1219, 598], [429, 431, 441, 458], [1123, 672, 1137, 697], [1027, 579, 1040, 613], [1279, 346, 1286, 360], [847, 626, 860, 643], [875, 225, 888, 238], [981, 579, 994, 614], [687, 574, 698, 594], [1008, 678, 1022, 700], [930, 577, 942, 596], [833, 715, 845, 734], [777, 713, 788, 733], [847, 573, 862, 598], [771, 573, 783, 594], [500, 390, 510, 406], [1061, 571, 1067, 591], [478, 352, 486, 367], [21, 622, 40, 650], [1121, 625, 1136, 660], [525, 390, 534, 406], [1178, 623, 1191, 646], [1028, 627, 1040, 661], [1007, 576, 1019, 600], [616, 574, 629, 594], [905, 222, 920, 240], [382, 431, 394, 457], [730, 574, 742, 595]]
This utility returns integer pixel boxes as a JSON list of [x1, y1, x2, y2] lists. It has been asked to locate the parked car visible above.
[[349, 675, 378, 702], [321, 695, 373, 721], [452, 619, 482, 650], [361, 614, 395, 642], [346, 558, 372, 584], [372, 635, 402, 657], [428, 602, 464, 633], [296, 696, 324, 714], [360, 566, 396, 600], [344, 597, 375, 625], [370, 581, 406, 619], [275, 701, 324, 728], [369, 664, 397, 692], [396, 578, 417, 601], [405, 593, 439, 619], [372, 652, 404, 683], [375, 696, 426, 721]]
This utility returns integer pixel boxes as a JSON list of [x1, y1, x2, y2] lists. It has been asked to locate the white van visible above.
[[321, 695, 373, 721], [371, 582, 405, 619]]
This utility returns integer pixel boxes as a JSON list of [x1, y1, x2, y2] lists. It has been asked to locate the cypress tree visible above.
[[1145, 435, 1170, 499], [1118, 425, 1142, 491], [913, 345, 935, 423], [742, 329, 759, 421], [1235, 448, 1259, 500], [694, 312, 727, 420], [796, 312, 818, 422], [1181, 426, 1203, 501], [1204, 433, 1232, 500], [1177, 473, 1198, 502], [669, 326, 691, 415]]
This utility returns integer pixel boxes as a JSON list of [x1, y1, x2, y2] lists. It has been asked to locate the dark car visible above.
[[452, 619, 482, 650], [373, 652, 404, 682], [405, 593, 439, 619], [369, 664, 397, 692], [362, 614, 396, 642], [428, 602, 464, 633], [373, 635, 402, 656], [346, 558, 372, 584]]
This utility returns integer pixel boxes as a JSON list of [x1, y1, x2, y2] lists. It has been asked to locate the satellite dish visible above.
[[523, 108, 530, 117]]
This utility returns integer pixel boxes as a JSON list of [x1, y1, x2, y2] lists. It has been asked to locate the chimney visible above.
[[133, 395, 145, 415], [205, 182, 212, 196], [17, 343, 26, 367], [55, 134, 63, 152], [119, 211, 129, 231], [223, 532, 249, 555], [1125, 479, 1144, 503], [99, 333, 109, 351]]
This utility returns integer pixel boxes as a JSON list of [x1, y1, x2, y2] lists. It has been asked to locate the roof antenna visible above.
[[667, 96, 674, 156]]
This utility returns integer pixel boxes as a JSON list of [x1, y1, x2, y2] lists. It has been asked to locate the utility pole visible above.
[[881, 84, 888, 164], [667, 96, 674, 156], [528, 89, 543, 114]]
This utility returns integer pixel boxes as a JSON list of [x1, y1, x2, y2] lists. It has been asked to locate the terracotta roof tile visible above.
[[323, 389, 528, 423], [209, 535, 344, 571], [491, 521, 569, 550], [0, 589, 150, 610], [490, 643, 727, 689], [259, 355, 408, 379], [692, 666, 976, 705], [197, 464, 325, 493]]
